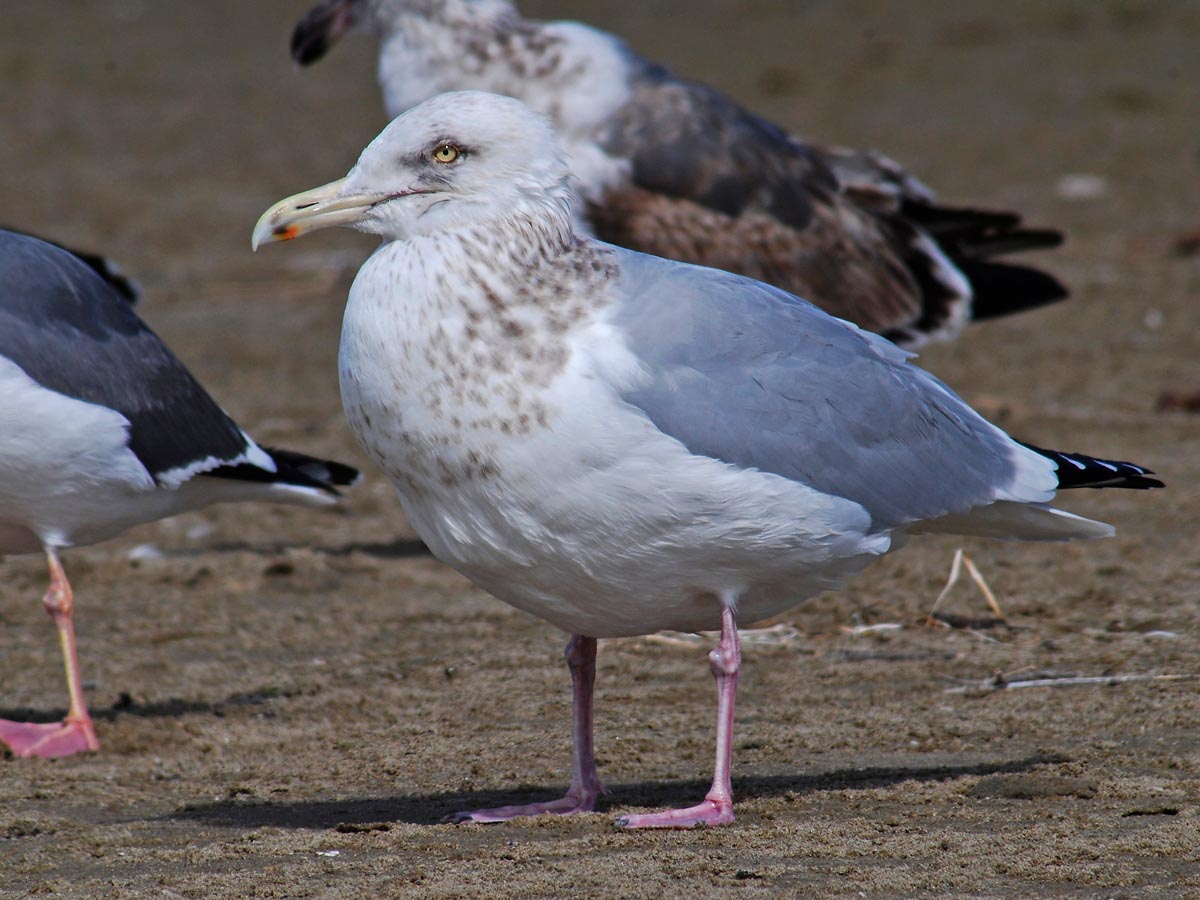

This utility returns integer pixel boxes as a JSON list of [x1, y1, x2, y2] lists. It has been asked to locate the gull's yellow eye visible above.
[[432, 143, 461, 164]]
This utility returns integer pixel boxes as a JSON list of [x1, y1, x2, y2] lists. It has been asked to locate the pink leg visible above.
[[0, 549, 100, 759], [454, 635, 606, 822], [617, 604, 740, 829]]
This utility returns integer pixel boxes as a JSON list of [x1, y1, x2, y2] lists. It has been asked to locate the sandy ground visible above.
[[1, 1, 1198, 897]]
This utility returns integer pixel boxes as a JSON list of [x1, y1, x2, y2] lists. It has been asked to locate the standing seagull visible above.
[[253, 92, 1160, 828], [0, 230, 360, 759], [290, 0, 1066, 348]]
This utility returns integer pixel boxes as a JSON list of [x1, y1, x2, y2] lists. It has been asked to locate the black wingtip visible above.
[[209, 447, 362, 496], [1021, 442, 1165, 491], [291, 0, 356, 67], [902, 203, 1069, 322], [266, 446, 363, 494], [957, 259, 1069, 321], [906, 203, 1066, 257]]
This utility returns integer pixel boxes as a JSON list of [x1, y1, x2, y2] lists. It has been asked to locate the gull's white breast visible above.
[[338, 240, 892, 637]]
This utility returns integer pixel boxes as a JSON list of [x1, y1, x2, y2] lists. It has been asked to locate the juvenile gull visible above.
[[0, 229, 360, 759], [290, 0, 1066, 348], [253, 92, 1161, 828]]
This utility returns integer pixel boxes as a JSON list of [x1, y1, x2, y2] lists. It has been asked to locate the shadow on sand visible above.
[[162, 537, 433, 560], [167, 753, 1069, 828], [0, 685, 306, 727]]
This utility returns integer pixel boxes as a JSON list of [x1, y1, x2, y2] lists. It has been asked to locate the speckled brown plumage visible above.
[[587, 185, 923, 336], [594, 71, 1065, 345], [291, 0, 1068, 348]]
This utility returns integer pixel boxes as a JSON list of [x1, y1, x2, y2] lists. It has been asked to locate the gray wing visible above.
[[609, 249, 1042, 531], [0, 227, 141, 303], [0, 230, 251, 479]]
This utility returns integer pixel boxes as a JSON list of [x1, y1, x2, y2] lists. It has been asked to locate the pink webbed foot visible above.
[[3, 550, 101, 759], [452, 784, 606, 824], [0, 716, 100, 759], [454, 635, 606, 824], [615, 798, 735, 830], [616, 604, 742, 830]]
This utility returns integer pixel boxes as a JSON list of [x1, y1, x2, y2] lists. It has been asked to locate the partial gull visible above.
[[290, 0, 1066, 349], [0, 229, 360, 759], [1, 226, 141, 303], [253, 91, 1162, 828]]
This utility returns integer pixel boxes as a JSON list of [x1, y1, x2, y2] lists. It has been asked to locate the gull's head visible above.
[[253, 91, 571, 248], [291, 0, 514, 64]]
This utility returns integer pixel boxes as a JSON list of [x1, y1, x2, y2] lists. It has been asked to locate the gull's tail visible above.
[[914, 445, 1161, 542]]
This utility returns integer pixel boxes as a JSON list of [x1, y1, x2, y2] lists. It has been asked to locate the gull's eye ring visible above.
[[432, 143, 462, 164]]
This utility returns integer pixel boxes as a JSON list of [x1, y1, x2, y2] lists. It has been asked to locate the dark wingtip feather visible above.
[[266, 446, 363, 494], [905, 204, 1065, 257], [959, 227, 1064, 258], [1021, 442, 1165, 490], [901, 203, 1069, 322], [956, 259, 1069, 321], [209, 447, 362, 496]]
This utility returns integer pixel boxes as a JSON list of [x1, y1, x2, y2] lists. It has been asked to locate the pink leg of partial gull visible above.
[[0, 548, 101, 758], [617, 604, 741, 829], [453, 634, 606, 822]]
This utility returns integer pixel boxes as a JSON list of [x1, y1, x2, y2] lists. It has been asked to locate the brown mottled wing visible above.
[[591, 70, 933, 338], [587, 186, 924, 337]]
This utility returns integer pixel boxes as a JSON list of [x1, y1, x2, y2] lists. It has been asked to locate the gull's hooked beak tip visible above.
[[251, 176, 364, 252], [252, 223, 298, 252], [251, 203, 298, 252]]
